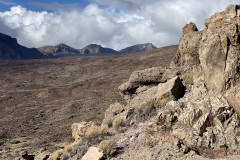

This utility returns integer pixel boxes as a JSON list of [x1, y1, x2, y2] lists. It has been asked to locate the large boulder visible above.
[[119, 67, 180, 100]]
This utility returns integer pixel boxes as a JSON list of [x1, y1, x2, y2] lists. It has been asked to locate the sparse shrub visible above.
[[98, 139, 116, 158], [85, 124, 99, 138], [182, 73, 194, 85], [146, 97, 169, 109], [52, 149, 64, 160], [112, 116, 124, 132], [99, 124, 109, 135], [64, 143, 73, 153]]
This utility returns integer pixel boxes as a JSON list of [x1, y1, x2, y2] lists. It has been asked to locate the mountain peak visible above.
[[79, 44, 118, 55], [119, 43, 157, 54], [38, 43, 80, 57]]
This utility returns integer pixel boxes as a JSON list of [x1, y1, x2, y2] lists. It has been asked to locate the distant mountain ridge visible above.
[[0, 33, 46, 60], [38, 43, 157, 56], [0, 32, 157, 60]]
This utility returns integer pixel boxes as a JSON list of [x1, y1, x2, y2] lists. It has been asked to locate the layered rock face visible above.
[[165, 4, 240, 158]]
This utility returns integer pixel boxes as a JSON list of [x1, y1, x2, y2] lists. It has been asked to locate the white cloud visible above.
[[0, 1, 239, 50]]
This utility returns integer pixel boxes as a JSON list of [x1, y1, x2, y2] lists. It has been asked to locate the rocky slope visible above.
[[119, 43, 157, 54], [14, 4, 240, 160], [0, 33, 46, 60]]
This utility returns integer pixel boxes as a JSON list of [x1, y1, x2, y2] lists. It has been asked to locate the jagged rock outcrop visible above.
[[156, 72, 239, 158], [172, 4, 240, 93], [163, 4, 240, 158], [171, 22, 201, 67]]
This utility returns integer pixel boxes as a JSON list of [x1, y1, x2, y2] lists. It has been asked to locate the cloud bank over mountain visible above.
[[0, 0, 239, 50]]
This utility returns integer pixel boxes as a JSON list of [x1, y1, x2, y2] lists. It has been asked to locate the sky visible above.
[[0, 0, 239, 50]]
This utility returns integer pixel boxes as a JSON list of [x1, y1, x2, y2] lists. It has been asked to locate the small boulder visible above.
[[81, 147, 103, 160]]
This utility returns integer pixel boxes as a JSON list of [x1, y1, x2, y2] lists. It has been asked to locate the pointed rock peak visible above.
[[182, 22, 198, 36]]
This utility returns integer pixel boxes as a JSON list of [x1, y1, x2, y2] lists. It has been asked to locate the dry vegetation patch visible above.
[[113, 116, 125, 132], [98, 139, 116, 158]]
